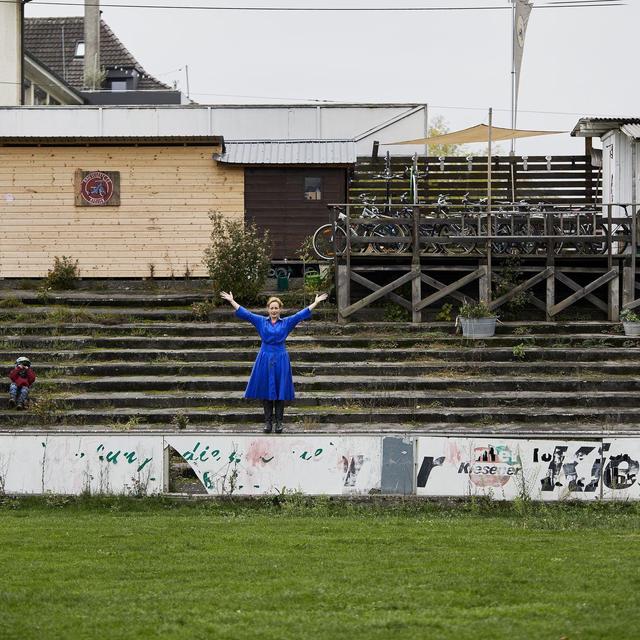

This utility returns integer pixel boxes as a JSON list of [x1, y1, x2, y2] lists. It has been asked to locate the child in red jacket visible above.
[[8, 356, 36, 410]]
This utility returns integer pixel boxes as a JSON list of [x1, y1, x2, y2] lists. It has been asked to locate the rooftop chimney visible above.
[[84, 0, 101, 89]]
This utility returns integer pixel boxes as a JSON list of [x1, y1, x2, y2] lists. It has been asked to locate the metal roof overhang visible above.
[[621, 124, 640, 140], [0, 135, 225, 147], [571, 117, 640, 138], [215, 140, 357, 165]]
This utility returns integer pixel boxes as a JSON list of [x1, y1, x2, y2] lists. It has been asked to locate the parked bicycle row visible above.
[[311, 194, 634, 259]]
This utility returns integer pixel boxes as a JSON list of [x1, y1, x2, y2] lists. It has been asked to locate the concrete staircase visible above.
[[1, 289, 638, 437]]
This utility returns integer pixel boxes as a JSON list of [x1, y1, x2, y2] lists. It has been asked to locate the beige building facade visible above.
[[0, 141, 243, 278]]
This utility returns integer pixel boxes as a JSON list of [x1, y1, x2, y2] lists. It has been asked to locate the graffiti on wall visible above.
[[165, 435, 382, 496], [0, 433, 638, 499], [416, 437, 640, 500], [0, 435, 163, 495]]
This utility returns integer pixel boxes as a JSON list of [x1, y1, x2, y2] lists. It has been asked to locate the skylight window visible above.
[[75, 42, 85, 57]]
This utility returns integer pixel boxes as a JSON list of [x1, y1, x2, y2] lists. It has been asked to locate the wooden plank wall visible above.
[[0, 146, 244, 278], [351, 155, 600, 205], [245, 167, 346, 259]]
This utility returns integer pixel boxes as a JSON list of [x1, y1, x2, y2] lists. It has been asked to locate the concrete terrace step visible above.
[[31, 390, 640, 410], [3, 405, 640, 427], [5, 422, 636, 437], [25, 374, 640, 394], [16, 349, 640, 376], [0, 320, 623, 336], [0, 334, 635, 351], [10, 291, 211, 306], [9, 359, 638, 383]]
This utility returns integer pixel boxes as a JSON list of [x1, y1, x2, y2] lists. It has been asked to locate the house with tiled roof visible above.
[[22, 17, 182, 105]]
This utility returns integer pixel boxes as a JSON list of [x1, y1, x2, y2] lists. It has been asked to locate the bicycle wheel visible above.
[[312, 224, 347, 259], [491, 223, 511, 255], [439, 223, 476, 255], [370, 223, 410, 254], [613, 224, 630, 255], [418, 223, 441, 254]]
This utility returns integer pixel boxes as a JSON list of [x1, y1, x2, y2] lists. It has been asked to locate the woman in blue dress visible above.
[[220, 291, 328, 433]]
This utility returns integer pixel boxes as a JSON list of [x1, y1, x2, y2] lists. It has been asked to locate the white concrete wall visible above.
[[0, 434, 164, 494], [166, 435, 382, 496], [0, 104, 429, 155], [0, 1, 21, 106], [1, 433, 639, 499]]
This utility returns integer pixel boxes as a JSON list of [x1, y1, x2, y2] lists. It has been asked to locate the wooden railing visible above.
[[328, 202, 639, 323], [350, 155, 600, 206]]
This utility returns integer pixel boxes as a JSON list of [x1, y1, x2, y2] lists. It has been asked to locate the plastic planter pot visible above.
[[622, 322, 640, 337], [459, 316, 497, 339]]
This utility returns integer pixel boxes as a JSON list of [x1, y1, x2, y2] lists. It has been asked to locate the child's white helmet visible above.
[[16, 357, 31, 367]]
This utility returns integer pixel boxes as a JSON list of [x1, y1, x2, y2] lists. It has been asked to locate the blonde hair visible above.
[[266, 296, 283, 309]]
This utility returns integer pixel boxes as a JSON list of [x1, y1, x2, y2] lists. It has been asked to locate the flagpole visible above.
[[488, 108, 493, 216], [487, 108, 493, 306]]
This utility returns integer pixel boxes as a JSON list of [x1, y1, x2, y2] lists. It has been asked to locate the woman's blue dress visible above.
[[235, 306, 312, 400]]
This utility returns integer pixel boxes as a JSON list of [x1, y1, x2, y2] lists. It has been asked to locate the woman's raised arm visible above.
[[308, 292, 328, 311], [220, 291, 240, 310]]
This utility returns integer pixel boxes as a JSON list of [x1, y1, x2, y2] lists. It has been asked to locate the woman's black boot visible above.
[[274, 401, 285, 433], [262, 400, 273, 433]]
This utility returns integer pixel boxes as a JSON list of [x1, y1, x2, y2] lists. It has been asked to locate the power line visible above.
[[11, 0, 626, 11], [0, 77, 630, 117]]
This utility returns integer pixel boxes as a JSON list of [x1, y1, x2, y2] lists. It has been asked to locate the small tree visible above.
[[427, 115, 463, 158], [44, 256, 80, 290], [203, 212, 271, 304]]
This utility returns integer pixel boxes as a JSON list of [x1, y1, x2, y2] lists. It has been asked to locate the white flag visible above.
[[514, 0, 533, 107]]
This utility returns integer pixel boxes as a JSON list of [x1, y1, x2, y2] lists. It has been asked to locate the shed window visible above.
[[304, 177, 322, 201]]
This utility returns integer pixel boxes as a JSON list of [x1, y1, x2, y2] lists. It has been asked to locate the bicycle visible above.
[[423, 194, 476, 256], [311, 198, 409, 259]]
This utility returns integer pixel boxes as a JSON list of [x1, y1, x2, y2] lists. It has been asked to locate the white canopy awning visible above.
[[385, 123, 564, 146]]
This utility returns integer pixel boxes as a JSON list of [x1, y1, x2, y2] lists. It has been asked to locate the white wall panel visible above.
[[416, 437, 605, 501], [166, 435, 382, 496], [0, 434, 164, 495], [601, 439, 640, 500]]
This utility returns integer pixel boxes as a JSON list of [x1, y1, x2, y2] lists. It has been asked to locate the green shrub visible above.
[[621, 309, 640, 323], [203, 212, 270, 305], [0, 296, 23, 308], [383, 302, 410, 322], [191, 299, 217, 321], [512, 342, 527, 360], [44, 256, 80, 290], [458, 300, 493, 319], [435, 303, 453, 322]]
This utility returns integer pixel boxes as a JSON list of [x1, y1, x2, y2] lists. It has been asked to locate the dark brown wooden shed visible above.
[[215, 140, 355, 259]]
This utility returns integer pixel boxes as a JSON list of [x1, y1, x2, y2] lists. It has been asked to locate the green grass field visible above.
[[0, 497, 638, 640]]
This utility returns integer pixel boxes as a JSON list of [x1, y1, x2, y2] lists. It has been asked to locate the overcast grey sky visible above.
[[24, 0, 637, 155]]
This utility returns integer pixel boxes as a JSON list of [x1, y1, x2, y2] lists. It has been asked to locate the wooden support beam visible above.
[[350, 271, 412, 311], [489, 267, 553, 311], [490, 272, 546, 312], [623, 299, 640, 312], [411, 264, 422, 323], [554, 270, 608, 313], [609, 268, 619, 322], [415, 268, 484, 311], [546, 266, 555, 321], [420, 273, 470, 305], [623, 262, 635, 307], [341, 270, 417, 317], [337, 264, 350, 324], [549, 269, 617, 317]]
